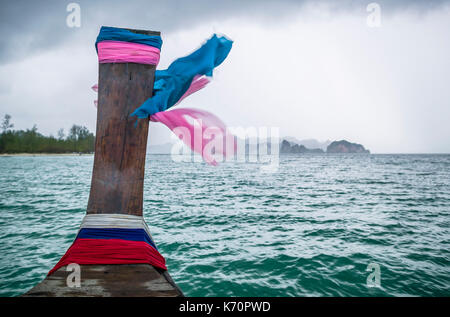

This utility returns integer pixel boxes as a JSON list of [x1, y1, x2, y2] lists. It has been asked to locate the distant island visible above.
[[280, 139, 370, 154], [280, 140, 325, 153], [326, 140, 370, 154], [149, 138, 370, 155]]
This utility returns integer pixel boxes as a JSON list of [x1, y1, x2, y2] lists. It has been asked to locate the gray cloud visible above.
[[0, 0, 449, 152], [1, 0, 449, 64]]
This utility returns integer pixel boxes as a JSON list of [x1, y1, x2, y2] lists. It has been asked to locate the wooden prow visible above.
[[23, 27, 183, 297]]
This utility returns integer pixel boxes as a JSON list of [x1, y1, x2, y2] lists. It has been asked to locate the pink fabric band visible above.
[[97, 40, 160, 65]]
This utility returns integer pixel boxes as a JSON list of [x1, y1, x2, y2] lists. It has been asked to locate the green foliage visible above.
[[1, 114, 14, 132], [0, 114, 95, 154]]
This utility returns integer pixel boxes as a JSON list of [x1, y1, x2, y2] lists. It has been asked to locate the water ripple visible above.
[[0, 154, 449, 296]]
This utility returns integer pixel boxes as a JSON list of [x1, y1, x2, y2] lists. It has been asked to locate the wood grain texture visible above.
[[23, 265, 183, 297]]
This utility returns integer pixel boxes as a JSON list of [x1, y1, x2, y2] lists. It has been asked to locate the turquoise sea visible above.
[[0, 154, 449, 297]]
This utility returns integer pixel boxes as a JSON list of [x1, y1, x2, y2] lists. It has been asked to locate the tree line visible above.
[[0, 114, 95, 154]]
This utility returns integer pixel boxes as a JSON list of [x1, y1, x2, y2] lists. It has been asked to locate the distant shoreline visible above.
[[1, 152, 449, 157], [0, 153, 93, 157]]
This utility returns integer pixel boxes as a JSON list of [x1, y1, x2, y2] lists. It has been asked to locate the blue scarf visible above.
[[131, 34, 233, 118]]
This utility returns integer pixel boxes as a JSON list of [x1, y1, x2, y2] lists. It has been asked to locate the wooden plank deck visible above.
[[23, 264, 183, 297]]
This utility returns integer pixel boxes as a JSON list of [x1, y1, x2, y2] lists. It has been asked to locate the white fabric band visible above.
[[79, 214, 154, 240]]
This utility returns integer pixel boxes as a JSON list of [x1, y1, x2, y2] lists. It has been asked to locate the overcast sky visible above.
[[0, 0, 449, 153]]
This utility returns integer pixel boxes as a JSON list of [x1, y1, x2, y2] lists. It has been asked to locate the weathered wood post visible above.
[[24, 27, 183, 297], [87, 28, 157, 217]]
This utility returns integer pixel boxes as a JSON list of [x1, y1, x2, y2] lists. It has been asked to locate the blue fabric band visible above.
[[95, 26, 163, 52], [76, 227, 158, 250]]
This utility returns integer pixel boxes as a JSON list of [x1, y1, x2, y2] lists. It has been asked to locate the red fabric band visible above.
[[48, 238, 167, 275]]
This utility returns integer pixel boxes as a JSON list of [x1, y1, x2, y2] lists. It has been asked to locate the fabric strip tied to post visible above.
[[150, 108, 236, 165], [48, 214, 166, 275], [131, 34, 233, 116], [97, 41, 160, 65], [94, 27, 235, 165], [95, 26, 163, 51]]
